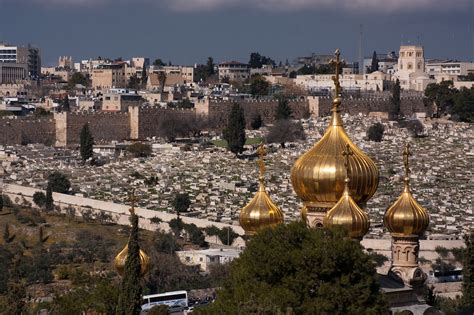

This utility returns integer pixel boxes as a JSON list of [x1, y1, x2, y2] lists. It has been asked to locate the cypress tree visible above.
[[462, 232, 474, 309], [223, 103, 246, 155], [116, 213, 142, 315], [0, 194, 3, 211], [389, 79, 401, 119], [80, 123, 94, 162], [275, 98, 292, 121], [370, 51, 379, 73], [45, 183, 53, 212]]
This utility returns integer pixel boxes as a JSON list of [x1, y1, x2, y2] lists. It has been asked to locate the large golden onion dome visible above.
[[239, 144, 284, 236], [114, 190, 150, 277], [324, 145, 370, 239], [384, 144, 429, 237], [114, 244, 150, 276], [291, 49, 379, 213]]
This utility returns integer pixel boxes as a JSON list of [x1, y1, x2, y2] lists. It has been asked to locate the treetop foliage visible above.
[[199, 222, 388, 314], [223, 103, 246, 155], [248, 52, 276, 69]]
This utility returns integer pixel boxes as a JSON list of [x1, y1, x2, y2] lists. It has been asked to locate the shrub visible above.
[[127, 142, 152, 158], [367, 123, 385, 142], [33, 192, 46, 208], [47, 171, 71, 194]]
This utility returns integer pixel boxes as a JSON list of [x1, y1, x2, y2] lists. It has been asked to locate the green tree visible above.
[[367, 123, 385, 142], [80, 123, 94, 162], [0, 195, 3, 211], [389, 79, 401, 119], [3, 281, 27, 315], [223, 103, 246, 155], [424, 81, 455, 116], [275, 98, 292, 120], [141, 66, 147, 86], [67, 72, 89, 89], [172, 193, 191, 215], [47, 171, 71, 194], [116, 213, 143, 315], [249, 75, 270, 96], [462, 232, 474, 310], [198, 223, 388, 314], [217, 227, 238, 246], [267, 119, 306, 148], [452, 87, 474, 122], [127, 142, 152, 158], [61, 96, 70, 112], [206, 57, 215, 76], [248, 52, 275, 69], [127, 74, 141, 90], [33, 191, 46, 208], [369, 51, 379, 73], [45, 183, 54, 212], [250, 114, 263, 130], [154, 230, 181, 254], [152, 59, 165, 67]]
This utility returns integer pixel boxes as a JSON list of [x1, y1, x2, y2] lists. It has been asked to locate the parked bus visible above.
[[141, 290, 188, 312]]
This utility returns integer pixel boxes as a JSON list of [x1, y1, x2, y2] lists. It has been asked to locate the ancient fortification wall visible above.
[[137, 107, 196, 139], [206, 98, 309, 129], [0, 116, 55, 145], [63, 112, 130, 145], [318, 96, 430, 117], [0, 96, 433, 146]]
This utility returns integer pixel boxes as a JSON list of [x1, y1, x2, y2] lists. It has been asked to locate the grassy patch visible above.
[[211, 137, 264, 149]]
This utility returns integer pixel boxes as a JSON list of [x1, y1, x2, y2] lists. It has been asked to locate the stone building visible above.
[[91, 62, 127, 90]]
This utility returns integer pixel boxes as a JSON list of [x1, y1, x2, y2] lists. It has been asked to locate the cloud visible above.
[[2, 0, 472, 12]]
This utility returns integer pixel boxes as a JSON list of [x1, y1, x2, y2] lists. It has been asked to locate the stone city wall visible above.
[[318, 96, 431, 117], [206, 98, 310, 129], [0, 116, 55, 145], [137, 107, 196, 139], [62, 112, 131, 146]]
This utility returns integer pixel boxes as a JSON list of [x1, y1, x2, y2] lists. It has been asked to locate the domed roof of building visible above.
[[324, 145, 370, 239], [239, 145, 284, 236], [291, 50, 379, 210], [114, 244, 150, 276], [384, 144, 429, 237], [114, 191, 150, 277]]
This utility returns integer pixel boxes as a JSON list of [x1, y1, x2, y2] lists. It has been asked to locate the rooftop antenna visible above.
[[358, 24, 363, 74]]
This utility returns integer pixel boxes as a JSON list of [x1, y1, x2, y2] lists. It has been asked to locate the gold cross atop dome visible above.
[[128, 188, 138, 215], [330, 49, 344, 100], [257, 143, 266, 183], [342, 143, 354, 180], [403, 143, 412, 179]]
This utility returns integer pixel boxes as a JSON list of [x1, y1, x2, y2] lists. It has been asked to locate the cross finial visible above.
[[329, 49, 344, 98], [403, 143, 411, 178], [342, 143, 354, 179], [257, 143, 266, 182], [128, 188, 138, 215]]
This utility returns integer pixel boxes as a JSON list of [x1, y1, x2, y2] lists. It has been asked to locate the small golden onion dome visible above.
[[239, 181, 284, 236], [291, 50, 378, 211], [384, 144, 429, 237], [239, 144, 284, 236], [114, 244, 150, 277], [324, 178, 370, 239]]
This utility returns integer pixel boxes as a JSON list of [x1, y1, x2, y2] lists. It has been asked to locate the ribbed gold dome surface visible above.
[[291, 50, 379, 211], [291, 101, 379, 209], [324, 178, 370, 239], [384, 144, 429, 237], [239, 144, 284, 236], [114, 244, 150, 276], [239, 182, 284, 236]]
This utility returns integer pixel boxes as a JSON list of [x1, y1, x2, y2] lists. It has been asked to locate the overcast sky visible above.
[[0, 0, 472, 66]]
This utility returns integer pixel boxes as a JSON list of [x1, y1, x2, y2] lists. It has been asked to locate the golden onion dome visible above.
[[291, 50, 378, 211], [323, 145, 369, 239], [114, 244, 150, 276], [384, 144, 429, 237], [239, 144, 284, 236], [324, 178, 370, 239]]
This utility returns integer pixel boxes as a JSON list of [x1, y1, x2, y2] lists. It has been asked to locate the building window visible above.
[[408, 63, 413, 70]]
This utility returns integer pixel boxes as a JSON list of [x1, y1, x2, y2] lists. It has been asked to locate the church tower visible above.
[[384, 144, 430, 287]]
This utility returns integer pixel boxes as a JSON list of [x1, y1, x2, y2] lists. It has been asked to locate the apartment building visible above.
[[0, 43, 41, 79], [218, 61, 249, 81], [0, 63, 28, 84], [91, 63, 127, 90], [101, 90, 144, 112], [426, 61, 474, 77]]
